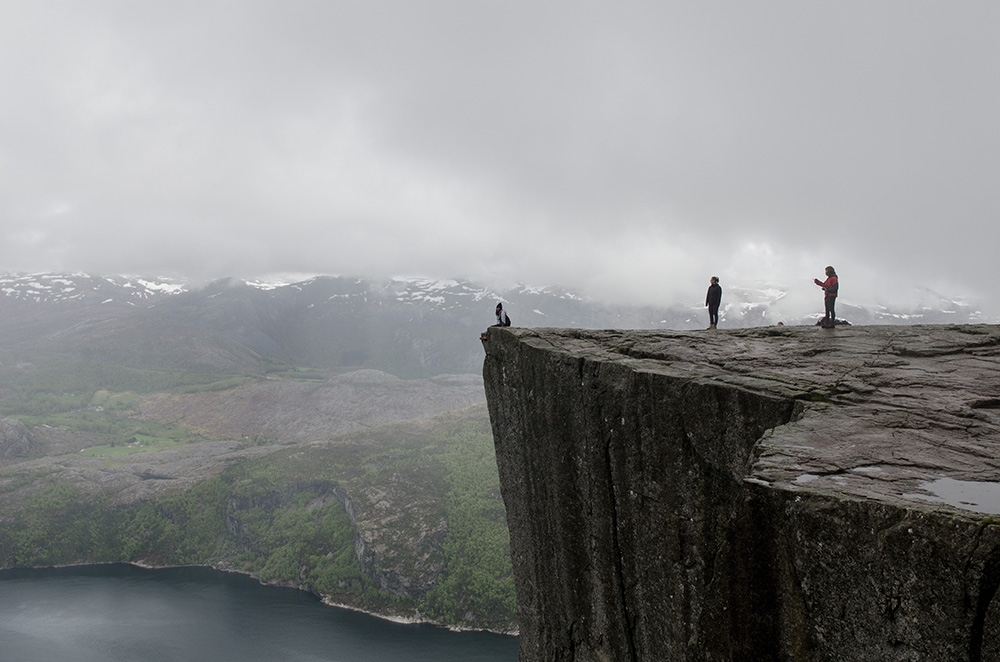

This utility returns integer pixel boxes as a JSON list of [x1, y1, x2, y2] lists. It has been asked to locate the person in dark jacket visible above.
[[705, 276, 722, 329], [493, 302, 510, 327], [814, 266, 839, 326]]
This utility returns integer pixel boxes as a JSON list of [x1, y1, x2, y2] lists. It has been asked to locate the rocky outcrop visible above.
[[0, 417, 33, 458], [483, 325, 1000, 661], [223, 480, 446, 597], [333, 482, 448, 597]]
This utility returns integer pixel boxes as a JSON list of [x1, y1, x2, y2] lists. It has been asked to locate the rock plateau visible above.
[[483, 324, 1000, 661]]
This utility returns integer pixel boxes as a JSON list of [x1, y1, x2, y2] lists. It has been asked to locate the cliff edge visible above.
[[483, 325, 1000, 661]]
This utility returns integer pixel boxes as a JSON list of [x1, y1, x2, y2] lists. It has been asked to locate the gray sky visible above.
[[1, 1, 997, 313]]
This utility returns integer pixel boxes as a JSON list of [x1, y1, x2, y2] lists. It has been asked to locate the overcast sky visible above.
[[1, 1, 997, 313]]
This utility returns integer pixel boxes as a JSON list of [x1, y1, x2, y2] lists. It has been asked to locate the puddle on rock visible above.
[[905, 477, 1000, 515]]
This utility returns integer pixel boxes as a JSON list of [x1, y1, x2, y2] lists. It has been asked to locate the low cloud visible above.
[[0, 1, 996, 315]]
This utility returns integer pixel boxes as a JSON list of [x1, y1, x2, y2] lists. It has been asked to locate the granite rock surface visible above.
[[483, 324, 1000, 661]]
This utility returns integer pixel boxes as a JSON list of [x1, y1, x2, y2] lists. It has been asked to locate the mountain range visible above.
[[1, 272, 991, 380]]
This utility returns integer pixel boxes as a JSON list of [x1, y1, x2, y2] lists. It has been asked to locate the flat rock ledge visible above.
[[482, 324, 1000, 661]]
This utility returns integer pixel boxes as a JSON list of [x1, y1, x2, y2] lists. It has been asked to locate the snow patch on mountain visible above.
[[0, 273, 189, 304], [244, 273, 327, 290], [1, 272, 992, 327]]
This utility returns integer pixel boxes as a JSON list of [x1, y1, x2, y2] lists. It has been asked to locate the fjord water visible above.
[[0, 565, 518, 662]]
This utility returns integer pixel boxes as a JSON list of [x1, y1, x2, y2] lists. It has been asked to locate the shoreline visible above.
[[0, 560, 519, 637]]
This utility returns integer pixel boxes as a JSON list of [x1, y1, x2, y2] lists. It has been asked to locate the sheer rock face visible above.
[[482, 325, 1000, 662]]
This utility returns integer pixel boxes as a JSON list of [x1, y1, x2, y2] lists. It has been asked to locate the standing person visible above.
[[705, 276, 722, 330], [814, 266, 839, 327], [494, 302, 510, 327]]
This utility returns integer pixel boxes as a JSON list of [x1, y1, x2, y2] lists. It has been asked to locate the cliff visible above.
[[482, 325, 1000, 661]]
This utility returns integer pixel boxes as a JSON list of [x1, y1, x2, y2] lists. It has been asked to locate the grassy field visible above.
[[78, 434, 182, 457], [12, 388, 208, 456]]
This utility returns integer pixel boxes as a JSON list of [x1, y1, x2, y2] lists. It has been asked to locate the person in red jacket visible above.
[[814, 266, 839, 326]]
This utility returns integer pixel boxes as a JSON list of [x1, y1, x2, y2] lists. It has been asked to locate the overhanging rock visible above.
[[483, 325, 1000, 661]]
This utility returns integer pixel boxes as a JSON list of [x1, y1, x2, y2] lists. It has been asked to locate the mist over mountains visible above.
[[0, 272, 990, 380], [0, 270, 993, 631]]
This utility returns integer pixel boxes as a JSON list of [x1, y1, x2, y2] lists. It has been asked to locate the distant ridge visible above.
[[0, 272, 991, 380], [3, 271, 988, 323], [0, 273, 187, 305]]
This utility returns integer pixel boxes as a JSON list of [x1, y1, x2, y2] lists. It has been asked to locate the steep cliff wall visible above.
[[483, 325, 1000, 661]]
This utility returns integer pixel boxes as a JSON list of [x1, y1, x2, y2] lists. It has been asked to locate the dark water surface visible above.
[[0, 565, 518, 662]]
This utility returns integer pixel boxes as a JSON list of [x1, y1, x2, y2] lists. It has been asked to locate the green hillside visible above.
[[0, 404, 515, 631], [0, 274, 514, 631]]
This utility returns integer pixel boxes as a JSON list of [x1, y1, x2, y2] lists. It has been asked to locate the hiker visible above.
[[493, 302, 511, 327], [705, 276, 722, 329], [814, 266, 839, 326]]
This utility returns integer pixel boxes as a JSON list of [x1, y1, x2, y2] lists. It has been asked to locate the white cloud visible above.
[[0, 1, 996, 313]]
